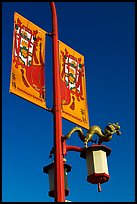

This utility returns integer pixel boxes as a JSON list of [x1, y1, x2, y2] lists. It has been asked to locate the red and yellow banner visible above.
[[9, 12, 47, 109], [59, 41, 89, 129]]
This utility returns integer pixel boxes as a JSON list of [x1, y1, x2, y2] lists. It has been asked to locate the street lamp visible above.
[[80, 144, 111, 192], [63, 123, 120, 192], [44, 122, 121, 198], [43, 161, 71, 197]]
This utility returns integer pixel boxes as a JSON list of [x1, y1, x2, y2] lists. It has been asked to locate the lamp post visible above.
[[44, 2, 121, 202], [49, 2, 65, 202]]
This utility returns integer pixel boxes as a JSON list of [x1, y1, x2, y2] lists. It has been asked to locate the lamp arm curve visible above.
[[63, 123, 121, 147], [63, 126, 85, 142], [84, 122, 121, 147]]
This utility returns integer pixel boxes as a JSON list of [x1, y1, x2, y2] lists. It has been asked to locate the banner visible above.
[[9, 12, 47, 109], [59, 41, 89, 129]]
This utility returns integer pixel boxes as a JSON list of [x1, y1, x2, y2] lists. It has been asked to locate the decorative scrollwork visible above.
[[63, 126, 85, 142], [84, 122, 121, 147], [63, 123, 121, 148]]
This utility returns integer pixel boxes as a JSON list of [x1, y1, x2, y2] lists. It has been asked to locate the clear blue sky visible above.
[[2, 2, 135, 202]]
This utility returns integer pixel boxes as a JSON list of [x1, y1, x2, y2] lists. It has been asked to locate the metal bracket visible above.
[[46, 32, 53, 36]]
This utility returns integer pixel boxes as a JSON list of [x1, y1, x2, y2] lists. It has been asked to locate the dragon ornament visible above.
[[63, 123, 121, 148]]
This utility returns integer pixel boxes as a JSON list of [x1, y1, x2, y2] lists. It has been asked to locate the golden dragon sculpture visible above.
[[63, 123, 121, 147]]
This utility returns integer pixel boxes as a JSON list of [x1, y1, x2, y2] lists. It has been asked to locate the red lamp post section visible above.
[[47, 2, 121, 202], [50, 2, 65, 202]]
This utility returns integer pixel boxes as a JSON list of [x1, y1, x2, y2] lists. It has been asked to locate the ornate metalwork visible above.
[[63, 126, 85, 142], [63, 123, 121, 147], [84, 122, 121, 147]]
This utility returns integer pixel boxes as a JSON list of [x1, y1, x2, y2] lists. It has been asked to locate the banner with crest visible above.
[[9, 12, 47, 109], [59, 41, 89, 129]]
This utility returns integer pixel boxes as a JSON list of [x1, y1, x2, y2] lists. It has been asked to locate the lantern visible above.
[[43, 162, 71, 197], [80, 144, 111, 192]]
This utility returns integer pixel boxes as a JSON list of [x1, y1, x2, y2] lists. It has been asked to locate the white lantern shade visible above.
[[43, 162, 71, 197], [86, 149, 109, 175], [80, 144, 111, 184]]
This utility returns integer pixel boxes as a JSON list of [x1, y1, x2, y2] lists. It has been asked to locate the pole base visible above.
[[48, 189, 70, 197]]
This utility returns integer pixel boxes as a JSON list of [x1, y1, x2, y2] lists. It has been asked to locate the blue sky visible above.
[[2, 2, 135, 202]]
